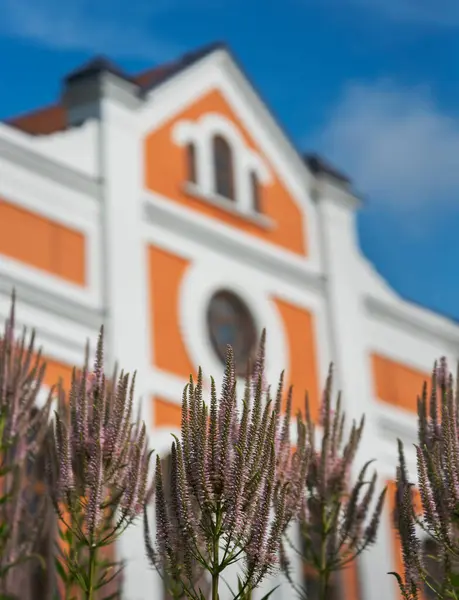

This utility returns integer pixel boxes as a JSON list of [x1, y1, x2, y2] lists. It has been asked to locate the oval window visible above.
[[206, 290, 257, 376]]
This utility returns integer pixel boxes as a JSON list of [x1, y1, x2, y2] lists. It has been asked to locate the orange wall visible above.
[[144, 89, 307, 256], [371, 354, 430, 413], [0, 198, 86, 285], [43, 357, 74, 391], [272, 298, 320, 419], [343, 561, 361, 600], [153, 396, 182, 430], [147, 245, 195, 379]]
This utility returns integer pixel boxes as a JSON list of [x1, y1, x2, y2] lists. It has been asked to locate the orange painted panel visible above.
[[147, 245, 195, 379], [43, 357, 74, 392], [153, 397, 182, 430], [144, 89, 307, 256], [0, 198, 86, 285], [371, 354, 429, 413], [272, 298, 319, 419], [342, 561, 360, 600], [54, 223, 86, 285]]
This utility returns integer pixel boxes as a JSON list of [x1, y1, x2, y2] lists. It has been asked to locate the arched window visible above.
[[186, 143, 197, 184], [250, 171, 261, 212], [213, 135, 235, 200]]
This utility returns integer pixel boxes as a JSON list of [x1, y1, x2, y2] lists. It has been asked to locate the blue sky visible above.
[[1, 0, 459, 321]]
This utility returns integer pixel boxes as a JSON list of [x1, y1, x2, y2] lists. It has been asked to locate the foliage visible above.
[[0, 295, 53, 599], [281, 366, 386, 600], [45, 330, 153, 600], [393, 358, 459, 600], [144, 333, 310, 600]]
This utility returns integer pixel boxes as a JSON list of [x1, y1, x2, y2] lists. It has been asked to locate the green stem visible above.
[[212, 506, 222, 600], [86, 544, 97, 600], [318, 503, 329, 600], [318, 538, 329, 600]]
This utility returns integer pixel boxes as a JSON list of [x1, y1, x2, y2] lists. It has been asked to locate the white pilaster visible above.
[[100, 84, 160, 600], [315, 179, 397, 600]]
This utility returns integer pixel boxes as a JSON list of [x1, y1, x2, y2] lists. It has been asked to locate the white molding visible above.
[[178, 256, 290, 392], [366, 295, 459, 348], [144, 219, 330, 397], [172, 112, 272, 216], [0, 157, 103, 309], [0, 156, 99, 227], [151, 427, 181, 456], [182, 182, 275, 229], [146, 368, 188, 406], [366, 311, 458, 377], [0, 293, 98, 364], [374, 401, 418, 446], [143, 191, 324, 292], [0, 125, 99, 196], [138, 51, 322, 273]]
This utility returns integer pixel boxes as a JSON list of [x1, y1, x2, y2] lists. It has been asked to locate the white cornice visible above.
[[215, 50, 313, 190], [0, 133, 100, 198], [312, 177, 361, 211], [0, 273, 104, 330], [365, 295, 459, 348], [143, 191, 325, 293]]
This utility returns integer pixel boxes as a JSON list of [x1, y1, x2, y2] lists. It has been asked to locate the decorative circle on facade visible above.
[[206, 289, 258, 376]]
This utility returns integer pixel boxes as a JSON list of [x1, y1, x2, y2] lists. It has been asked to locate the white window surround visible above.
[[172, 112, 273, 220], [183, 180, 274, 229], [178, 257, 290, 395]]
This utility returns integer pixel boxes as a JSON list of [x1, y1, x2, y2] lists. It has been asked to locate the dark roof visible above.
[[5, 42, 226, 135], [4, 42, 351, 190], [134, 42, 226, 93], [6, 103, 68, 135], [303, 153, 351, 185], [64, 56, 127, 85]]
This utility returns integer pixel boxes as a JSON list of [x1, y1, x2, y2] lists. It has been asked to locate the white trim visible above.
[[0, 291, 97, 349], [179, 256, 289, 392], [0, 156, 102, 308], [172, 112, 272, 217], [143, 191, 324, 292], [366, 295, 459, 347], [146, 368, 188, 406], [138, 51, 321, 273], [182, 182, 274, 229], [151, 427, 181, 455]]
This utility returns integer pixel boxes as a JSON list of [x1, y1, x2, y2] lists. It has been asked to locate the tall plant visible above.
[[0, 296, 53, 599], [45, 330, 153, 600], [281, 366, 387, 600], [393, 358, 459, 600], [144, 334, 310, 600]]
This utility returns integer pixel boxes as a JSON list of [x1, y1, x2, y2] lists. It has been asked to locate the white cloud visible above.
[[312, 80, 459, 215], [1, 0, 183, 61], [331, 0, 459, 27]]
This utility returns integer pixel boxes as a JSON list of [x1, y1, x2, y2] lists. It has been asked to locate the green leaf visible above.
[[449, 571, 459, 591], [54, 558, 68, 583], [258, 586, 281, 600]]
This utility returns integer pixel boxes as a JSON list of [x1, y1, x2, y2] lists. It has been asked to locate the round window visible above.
[[206, 290, 258, 376]]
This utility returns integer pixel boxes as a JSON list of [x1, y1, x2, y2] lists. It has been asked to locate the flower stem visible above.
[[212, 506, 222, 600], [86, 544, 97, 600], [319, 504, 329, 600]]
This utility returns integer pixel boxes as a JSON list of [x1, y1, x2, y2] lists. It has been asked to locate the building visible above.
[[0, 42, 457, 600]]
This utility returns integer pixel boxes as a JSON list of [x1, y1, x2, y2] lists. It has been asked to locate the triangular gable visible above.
[[140, 46, 322, 261]]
